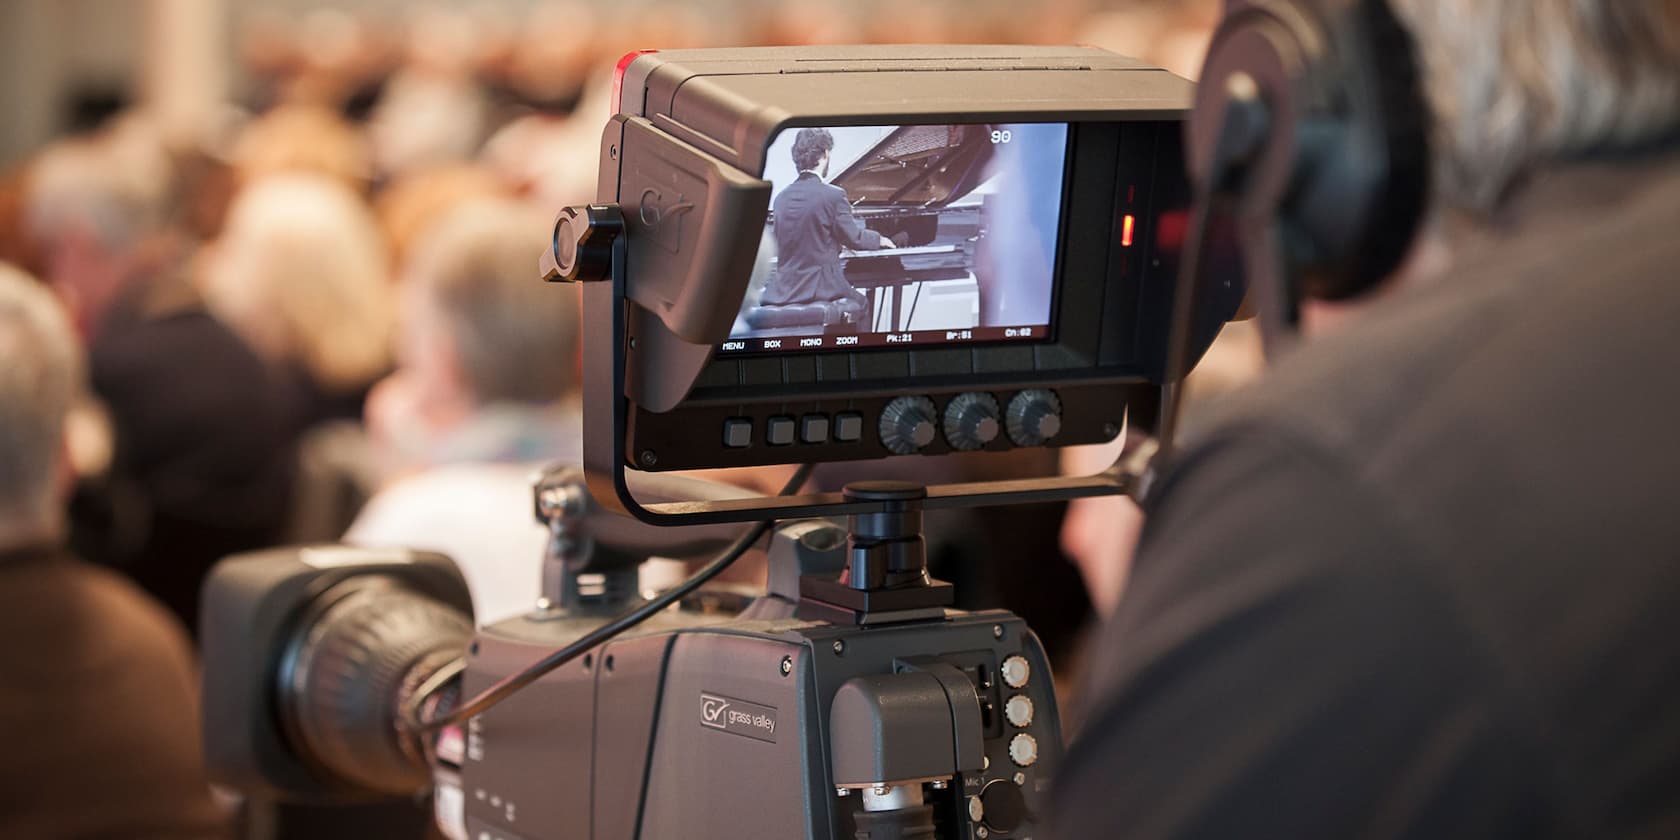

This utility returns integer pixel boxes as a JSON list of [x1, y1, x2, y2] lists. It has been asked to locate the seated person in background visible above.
[[346, 197, 583, 624], [761, 127, 893, 317], [201, 172, 396, 437], [0, 264, 226, 838], [23, 132, 293, 638]]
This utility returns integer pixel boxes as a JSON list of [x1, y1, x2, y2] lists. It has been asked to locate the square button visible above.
[[800, 414, 830, 444], [834, 412, 865, 442], [766, 416, 796, 446], [722, 418, 753, 449]]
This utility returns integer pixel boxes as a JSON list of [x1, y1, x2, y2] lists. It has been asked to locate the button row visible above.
[[723, 412, 865, 449]]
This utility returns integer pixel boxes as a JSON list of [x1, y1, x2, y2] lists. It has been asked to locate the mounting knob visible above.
[[542, 205, 622, 284], [879, 396, 939, 455], [1005, 390, 1063, 447], [942, 392, 1001, 451]]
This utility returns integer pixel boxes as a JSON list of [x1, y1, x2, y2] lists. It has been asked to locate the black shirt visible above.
[[1051, 154, 1680, 839], [81, 269, 294, 635]]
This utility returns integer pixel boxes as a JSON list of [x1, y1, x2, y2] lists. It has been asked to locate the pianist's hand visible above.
[[877, 234, 895, 249]]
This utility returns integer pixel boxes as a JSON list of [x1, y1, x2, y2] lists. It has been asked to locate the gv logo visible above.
[[700, 694, 731, 729], [639, 187, 695, 229]]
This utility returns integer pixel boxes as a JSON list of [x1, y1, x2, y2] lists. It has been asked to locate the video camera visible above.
[[200, 45, 1243, 840]]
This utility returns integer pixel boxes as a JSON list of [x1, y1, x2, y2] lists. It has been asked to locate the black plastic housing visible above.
[[200, 547, 474, 801], [589, 46, 1243, 475]]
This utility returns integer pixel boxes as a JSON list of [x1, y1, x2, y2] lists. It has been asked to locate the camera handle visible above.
[[529, 466, 958, 627], [542, 203, 1159, 529], [528, 462, 775, 616]]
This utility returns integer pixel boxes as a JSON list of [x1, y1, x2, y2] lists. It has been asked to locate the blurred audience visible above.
[[229, 104, 373, 190], [348, 197, 582, 623], [367, 8, 493, 179], [375, 163, 509, 267], [201, 172, 395, 437], [0, 263, 227, 838], [23, 130, 293, 636]]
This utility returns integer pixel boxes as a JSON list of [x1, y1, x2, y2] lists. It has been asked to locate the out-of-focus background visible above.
[[0, 0, 1219, 172], [0, 3, 1237, 836], [0, 0, 1229, 657]]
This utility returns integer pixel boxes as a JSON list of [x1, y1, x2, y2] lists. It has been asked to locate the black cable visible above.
[[402, 463, 815, 735], [1155, 186, 1218, 461]]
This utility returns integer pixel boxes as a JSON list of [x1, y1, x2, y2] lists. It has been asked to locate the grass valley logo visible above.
[[699, 692, 779, 743]]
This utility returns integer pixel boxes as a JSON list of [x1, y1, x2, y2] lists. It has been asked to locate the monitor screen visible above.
[[720, 122, 1070, 354]]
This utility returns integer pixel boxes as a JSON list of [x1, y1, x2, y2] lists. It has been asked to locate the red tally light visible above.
[[1121, 214, 1136, 247], [612, 49, 659, 115]]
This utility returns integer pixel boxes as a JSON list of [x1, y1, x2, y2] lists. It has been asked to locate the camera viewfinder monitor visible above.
[[725, 122, 1070, 356]]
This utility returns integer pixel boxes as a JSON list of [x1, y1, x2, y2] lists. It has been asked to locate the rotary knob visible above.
[[1000, 655, 1031, 689], [878, 396, 938, 455], [1005, 389, 1063, 447], [1008, 733, 1039, 767], [941, 392, 1001, 451], [1004, 694, 1034, 728], [543, 205, 622, 283]]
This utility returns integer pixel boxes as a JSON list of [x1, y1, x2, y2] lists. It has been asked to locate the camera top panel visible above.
[[617, 45, 1194, 175]]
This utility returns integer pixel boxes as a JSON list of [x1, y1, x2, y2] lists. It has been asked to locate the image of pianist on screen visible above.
[[730, 122, 1067, 348], [754, 128, 894, 327]]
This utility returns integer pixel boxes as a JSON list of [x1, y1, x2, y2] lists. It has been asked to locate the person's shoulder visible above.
[[816, 179, 850, 201], [346, 463, 541, 545], [1197, 156, 1680, 484], [6, 556, 198, 674]]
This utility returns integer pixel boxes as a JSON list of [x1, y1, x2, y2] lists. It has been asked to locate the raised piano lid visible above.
[[828, 124, 997, 209]]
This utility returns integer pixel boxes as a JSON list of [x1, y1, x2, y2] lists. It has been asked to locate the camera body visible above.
[[452, 521, 1061, 839]]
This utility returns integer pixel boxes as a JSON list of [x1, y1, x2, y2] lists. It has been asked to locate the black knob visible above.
[[879, 396, 938, 455], [1005, 389, 1063, 447], [942, 392, 1001, 451], [979, 779, 1029, 833], [544, 205, 622, 283]]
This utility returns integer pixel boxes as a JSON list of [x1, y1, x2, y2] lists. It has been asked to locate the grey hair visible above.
[[1390, 0, 1680, 211], [0, 264, 81, 532], [24, 136, 171, 250], [405, 198, 581, 405]]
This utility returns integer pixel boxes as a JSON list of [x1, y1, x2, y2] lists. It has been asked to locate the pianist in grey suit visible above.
[[762, 128, 895, 311]]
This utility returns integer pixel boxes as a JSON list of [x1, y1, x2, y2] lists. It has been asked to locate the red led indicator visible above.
[[1121, 214, 1136, 247], [612, 49, 659, 115]]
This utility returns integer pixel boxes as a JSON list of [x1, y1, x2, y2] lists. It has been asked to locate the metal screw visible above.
[[610, 145, 619, 160], [992, 624, 1004, 640], [780, 656, 793, 676], [835, 787, 850, 797], [1013, 772, 1026, 786], [930, 779, 948, 790], [639, 450, 658, 467], [535, 597, 553, 611], [1102, 422, 1121, 439], [872, 785, 889, 796], [977, 828, 990, 839], [832, 639, 845, 655]]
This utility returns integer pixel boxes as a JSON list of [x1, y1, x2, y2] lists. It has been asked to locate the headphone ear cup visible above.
[[1305, 0, 1432, 300]]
